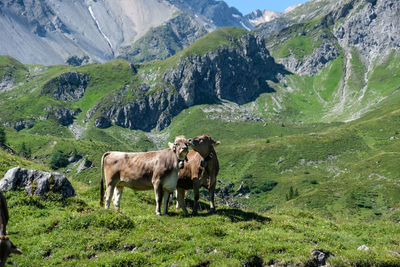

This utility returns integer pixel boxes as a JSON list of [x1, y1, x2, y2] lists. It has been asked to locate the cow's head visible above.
[[188, 134, 220, 158], [0, 236, 23, 266], [169, 136, 189, 168]]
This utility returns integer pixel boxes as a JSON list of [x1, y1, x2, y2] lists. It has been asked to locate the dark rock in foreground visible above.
[[0, 167, 75, 198]]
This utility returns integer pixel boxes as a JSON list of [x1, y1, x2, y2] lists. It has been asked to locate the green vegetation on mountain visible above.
[[0, 55, 28, 83], [180, 27, 249, 57]]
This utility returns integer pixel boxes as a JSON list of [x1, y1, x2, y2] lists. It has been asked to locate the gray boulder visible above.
[[0, 167, 75, 198]]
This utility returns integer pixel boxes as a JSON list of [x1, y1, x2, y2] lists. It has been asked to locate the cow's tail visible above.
[[100, 152, 108, 208]]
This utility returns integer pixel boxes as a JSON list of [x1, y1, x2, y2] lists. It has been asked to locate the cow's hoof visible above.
[[156, 212, 161, 216], [192, 211, 198, 216], [209, 208, 216, 214]]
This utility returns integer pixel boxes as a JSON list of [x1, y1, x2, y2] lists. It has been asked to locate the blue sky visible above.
[[224, 0, 308, 14]]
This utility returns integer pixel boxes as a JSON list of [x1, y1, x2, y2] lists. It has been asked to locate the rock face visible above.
[[119, 13, 208, 63], [0, 167, 75, 198], [165, 34, 281, 105], [94, 116, 111, 129], [7, 119, 34, 132], [333, 0, 400, 64], [245, 9, 282, 27], [256, 0, 400, 76], [65, 55, 90, 67], [167, 0, 252, 30], [42, 72, 89, 102], [0, 74, 14, 92], [99, 34, 285, 131], [54, 108, 75, 126], [278, 40, 340, 76], [0, 0, 252, 65]]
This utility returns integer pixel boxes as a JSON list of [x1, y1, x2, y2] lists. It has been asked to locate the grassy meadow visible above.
[[2, 90, 400, 265]]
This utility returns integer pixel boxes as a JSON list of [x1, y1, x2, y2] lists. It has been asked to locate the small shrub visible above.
[[0, 126, 5, 146], [49, 149, 69, 169], [242, 255, 263, 267], [67, 210, 134, 230], [286, 186, 299, 201], [7, 192, 44, 208], [20, 142, 31, 158], [259, 180, 278, 192]]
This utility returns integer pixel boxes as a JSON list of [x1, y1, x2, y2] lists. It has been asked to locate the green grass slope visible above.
[[2, 156, 399, 266]]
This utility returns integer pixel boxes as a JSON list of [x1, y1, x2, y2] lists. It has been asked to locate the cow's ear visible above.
[[168, 142, 175, 149], [214, 141, 221, 146]]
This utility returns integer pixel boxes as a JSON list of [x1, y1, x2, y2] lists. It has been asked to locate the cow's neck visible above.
[[200, 147, 216, 167]]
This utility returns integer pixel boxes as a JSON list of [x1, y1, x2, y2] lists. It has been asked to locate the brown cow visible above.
[[176, 134, 220, 215], [100, 136, 189, 215], [0, 191, 22, 267]]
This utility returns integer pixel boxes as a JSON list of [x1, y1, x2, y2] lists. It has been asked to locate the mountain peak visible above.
[[0, 0, 252, 65], [246, 9, 282, 26]]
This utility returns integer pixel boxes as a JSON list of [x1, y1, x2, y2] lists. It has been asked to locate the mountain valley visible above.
[[1, 0, 400, 265]]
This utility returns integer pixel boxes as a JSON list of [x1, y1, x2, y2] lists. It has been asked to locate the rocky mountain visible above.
[[253, 0, 400, 122], [1, 0, 400, 134], [0, 0, 252, 65], [95, 29, 285, 131], [118, 13, 208, 63], [245, 10, 282, 27]]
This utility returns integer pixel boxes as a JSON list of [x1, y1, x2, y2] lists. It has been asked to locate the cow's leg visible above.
[[176, 188, 188, 215], [162, 190, 170, 215], [175, 190, 180, 209], [153, 181, 163, 216], [105, 177, 118, 209], [209, 178, 216, 213], [192, 178, 200, 215], [112, 186, 124, 210]]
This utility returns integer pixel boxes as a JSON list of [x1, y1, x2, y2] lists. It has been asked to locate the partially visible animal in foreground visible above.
[[100, 136, 189, 215], [0, 191, 22, 267], [176, 134, 220, 215]]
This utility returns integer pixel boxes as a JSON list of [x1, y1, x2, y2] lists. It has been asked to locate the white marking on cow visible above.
[[112, 187, 124, 210], [163, 170, 179, 193]]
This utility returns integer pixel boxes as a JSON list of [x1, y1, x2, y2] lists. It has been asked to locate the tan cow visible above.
[[100, 136, 189, 215], [0, 191, 22, 267], [176, 134, 220, 215]]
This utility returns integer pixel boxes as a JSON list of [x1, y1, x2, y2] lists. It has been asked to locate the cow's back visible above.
[[104, 150, 178, 190]]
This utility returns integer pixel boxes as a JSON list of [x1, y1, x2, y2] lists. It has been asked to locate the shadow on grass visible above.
[[215, 208, 271, 223], [177, 199, 271, 223]]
